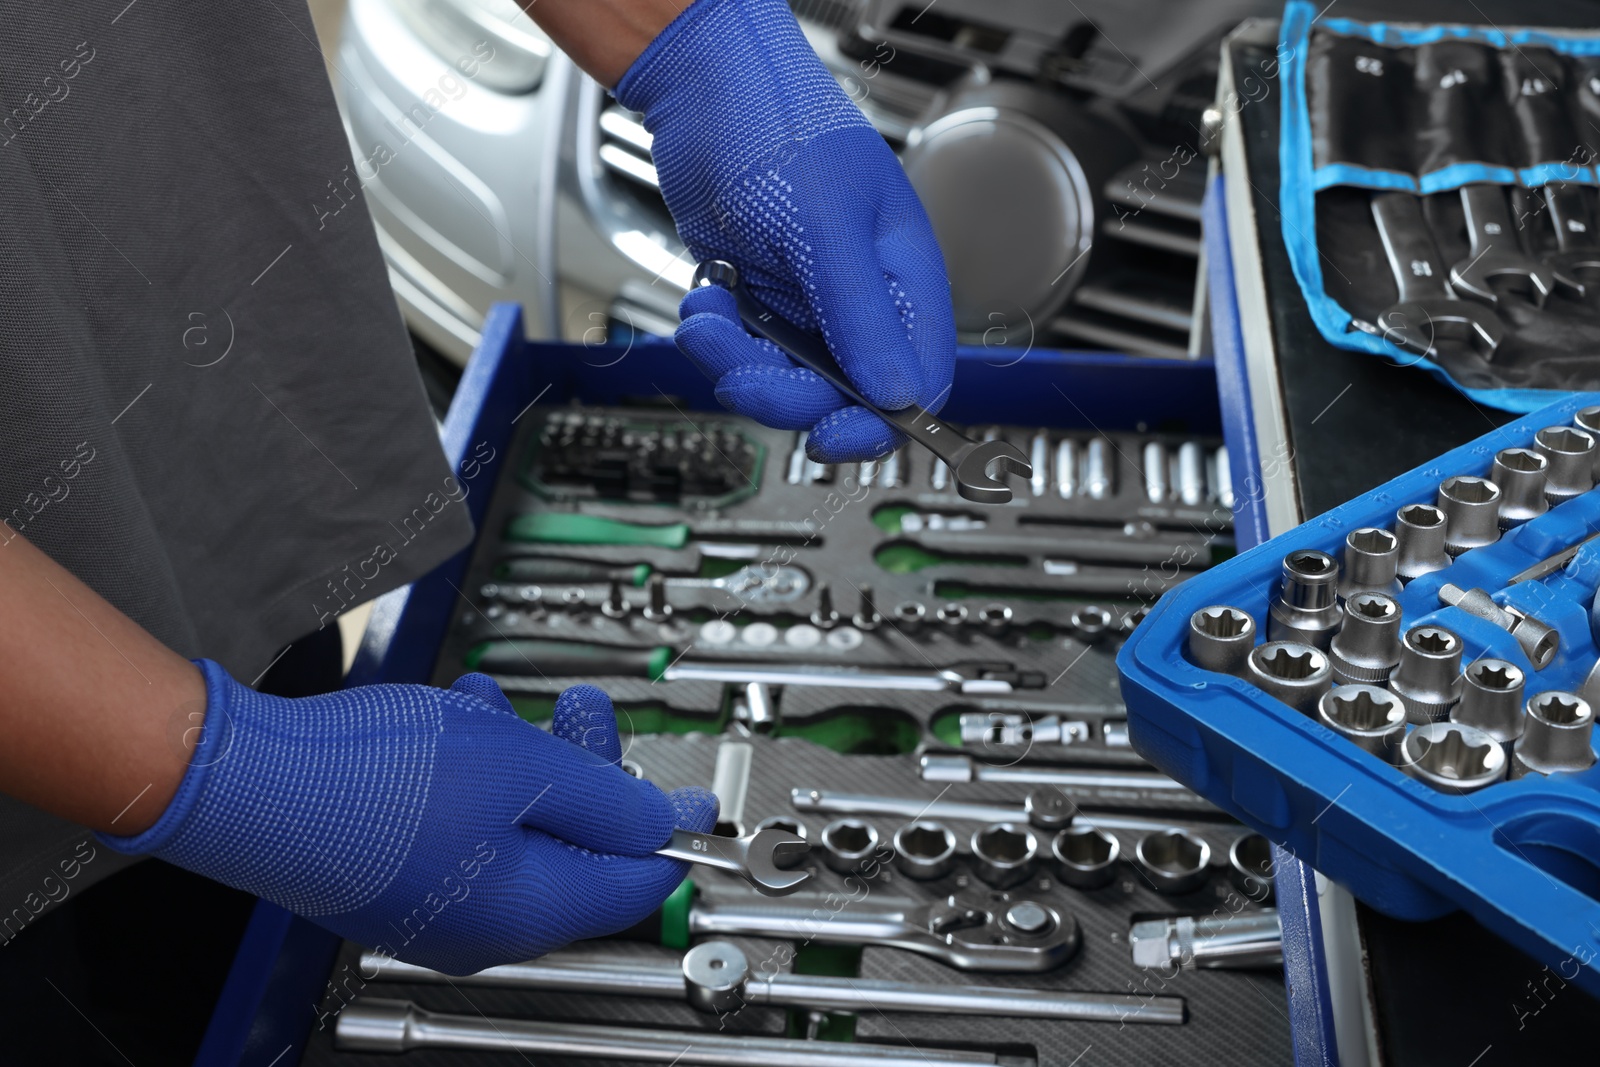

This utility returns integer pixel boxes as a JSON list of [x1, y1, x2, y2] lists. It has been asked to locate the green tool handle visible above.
[[467, 639, 673, 680], [506, 512, 690, 549], [496, 559, 652, 586]]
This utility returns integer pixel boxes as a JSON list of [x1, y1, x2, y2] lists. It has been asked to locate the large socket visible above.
[[1535, 425, 1597, 504], [1390, 625, 1465, 724], [1246, 641, 1332, 715], [1267, 549, 1341, 649], [1436, 476, 1502, 557], [1513, 691, 1597, 778], [1491, 448, 1550, 528], [969, 823, 1039, 888], [1317, 685, 1406, 763], [1402, 722, 1508, 794], [1133, 830, 1211, 895]]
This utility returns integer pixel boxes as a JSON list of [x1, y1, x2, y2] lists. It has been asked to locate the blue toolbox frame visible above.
[[190, 307, 1230, 1066]]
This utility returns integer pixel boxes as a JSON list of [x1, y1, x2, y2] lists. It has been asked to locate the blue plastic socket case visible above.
[[1119, 391, 1600, 996]]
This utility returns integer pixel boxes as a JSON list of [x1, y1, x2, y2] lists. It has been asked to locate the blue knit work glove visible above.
[[99, 662, 716, 975], [617, 0, 956, 464]]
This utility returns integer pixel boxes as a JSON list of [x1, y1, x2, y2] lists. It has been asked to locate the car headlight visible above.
[[388, 0, 551, 94]]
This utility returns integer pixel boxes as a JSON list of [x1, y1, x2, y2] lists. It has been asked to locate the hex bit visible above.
[[1437, 584, 1559, 670]]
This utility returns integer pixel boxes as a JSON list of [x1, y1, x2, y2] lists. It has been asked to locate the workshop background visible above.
[[22, 1, 1600, 1066]]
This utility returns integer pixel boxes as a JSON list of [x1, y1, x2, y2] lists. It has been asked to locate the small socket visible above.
[[1328, 592, 1402, 685], [1437, 476, 1502, 557], [820, 819, 881, 875], [1228, 833, 1275, 903], [754, 816, 809, 870], [1535, 425, 1597, 504], [1512, 691, 1597, 778], [1491, 448, 1550, 528], [1071, 605, 1113, 641], [1317, 684, 1406, 762], [1401, 722, 1508, 794], [1452, 658, 1526, 749], [1394, 503, 1451, 581], [1187, 605, 1256, 675], [970, 823, 1039, 888], [1339, 527, 1401, 599], [1267, 549, 1341, 649], [978, 604, 1014, 631], [1390, 625, 1465, 724], [892, 820, 958, 880], [1134, 829, 1211, 895], [1050, 826, 1120, 890], [892, 601, 926, 631], [1246, 641, 1332, 715], [937, 603, 968, 628]]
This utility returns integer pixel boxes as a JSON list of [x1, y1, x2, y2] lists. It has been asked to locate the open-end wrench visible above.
[[1449, 183, 1573, 307], [790, 786, 1235, 837], [1543, 183, 1600, 293], [1364, 192, 1505, 360], [656, 827, 811, 896], [691, 260, 1032, 505]]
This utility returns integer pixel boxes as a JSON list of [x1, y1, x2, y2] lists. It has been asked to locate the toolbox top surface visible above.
[[1119, 389, 1600, 996]]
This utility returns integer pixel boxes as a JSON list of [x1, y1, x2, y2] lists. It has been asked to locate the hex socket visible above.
[[1049, 826, 1120, 890], [1451, 658, 1526, 748], [891, 820, 958, 880], [1187, 605, 1256, 675], [1513, 691, 1598, 778], [1246, 641, 1332, 715], [970, 823, 1039, 888], [754, 816, 810, 870], [1401, 722, 1508, 794], [1437, 476, 1502, 556], [1134, 830, 1211, 895], [1492, 448, 1550, 528], [1329, 592, 1402, 685], [1574, 406, 1600, 480], [1438, 584, 1560, 670], [1535, 425, 1597, 504], [1267, 549, 1341, 649], [1394, 503, 1451, 581], [1339, 527, 1401, 599], [1390, 625, 1465, 724], [1228, 833, 1275, 903], [820, 819, 881, 875], [1317, 684, 1406, 762]]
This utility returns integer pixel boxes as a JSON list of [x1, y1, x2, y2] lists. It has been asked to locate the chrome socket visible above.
[[1512, 691, 1597, 778], [1436, 476, 1502, 557], [1438, 584, 1559, 670], [1389, 625, 1465, 724], [1227, 833, 1275, 903], [819, 818, 881, 875], [1317, 684, 1406, 762], [1071, 605, 1113, 642], [1245, 641, 1332, 715], [1574, 406, 1600, 480], [1491, 448, 1550, 528], [977, 603, 1013, 632], [1049, 826, 1120, 890], [1339, 527, 1401, 599], [1134, 830, 1211, 895], [1401, 722, 1508, 794], [1535, 424, 1597, 504], [891, 600, 926, 634], [1187, 605, 1256, 675], [1451, 658, 1526, 749], [1328, 592, 1402, 685], [1267, 549, 1341, 649], [754, 816, 810, 869], [970, 823, 1039, 888], [891, 820, 958, 880], [1394, 503, 1451, 580]]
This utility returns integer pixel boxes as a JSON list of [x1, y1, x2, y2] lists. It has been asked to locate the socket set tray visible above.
[[1119, 390, 1600, 998]]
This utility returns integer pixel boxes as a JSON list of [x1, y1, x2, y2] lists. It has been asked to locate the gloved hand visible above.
[[100, 662, 715, 975], [616, 0, 956, 464]]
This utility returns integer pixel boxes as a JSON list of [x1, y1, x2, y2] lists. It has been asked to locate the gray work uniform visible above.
[[0, 2, 473, 932]]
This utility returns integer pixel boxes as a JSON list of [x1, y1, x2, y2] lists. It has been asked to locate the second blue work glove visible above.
[[616, 0, 956, 463], [100, 662, 716, 975]]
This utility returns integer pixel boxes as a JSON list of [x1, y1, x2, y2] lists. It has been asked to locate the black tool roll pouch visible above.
[[1279, 2, 1600, 410]]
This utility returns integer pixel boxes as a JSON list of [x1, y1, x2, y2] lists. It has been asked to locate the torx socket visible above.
[[1512, 691, 1597, 778], [1451, 658, 1526, 749], [754, 816, 810, 870], [820, 818, 881, 875], [1402, 722, 1508, 794], [1050, 826, 1120, 890], [1329, 592, 1403, 685], [1574, 406, 1600, 480], [1317, 684, 1406, 762], [892, 820, 958, 880], [1390, 625, 1465, 724], [1177, 441, 1205, 506], [1085, 437, 1113, 499], [1143, 442, 1168, 503], [1227, 833, 1275, 903], [970, 823, 1039, 888], [1245, 641, 1332, 715], [1339, 528, 1402, 599], [1437, 476, 1502, 556], [1267, 549, 1341, 649], [1187, 605, 1256, 675], [1394, 503, 1452, 580], [1438, 584, 1559, 670], [1491, 448, 1550, 528], [1134, 829, 1211, 895], [1055, 438, 1079, 499], [1535, 425, 1597, 504]]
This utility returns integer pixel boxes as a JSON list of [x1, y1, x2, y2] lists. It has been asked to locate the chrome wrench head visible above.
[[1367, 299, 1505, 361], [1449, 253, 1561, 309], [949, 438, 1034, 504], [656, 827, 812, 896]]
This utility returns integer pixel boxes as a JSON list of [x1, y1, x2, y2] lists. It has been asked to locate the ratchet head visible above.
[[740, 827, 813, 894], [1364, 298, 1504, 361], [951, 439, 1035, 505]]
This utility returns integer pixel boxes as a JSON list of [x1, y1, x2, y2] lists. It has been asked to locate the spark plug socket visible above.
[[1513, 691, 1597, 778], [1394, 503, 1451, 581], [1390, 625, 1465, 724], [1491, 448, 1549, 528], [1329, 592, 1402, 685], [1437, 476, 1502, 557], [1267, 549, 1341, 649]]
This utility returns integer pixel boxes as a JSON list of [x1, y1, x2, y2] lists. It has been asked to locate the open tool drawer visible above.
[[192, 306, 1283, 1067]]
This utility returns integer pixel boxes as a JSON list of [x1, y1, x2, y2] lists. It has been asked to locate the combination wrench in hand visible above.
[[656, 826, 811, 896], [690, 260, 1033, 504]]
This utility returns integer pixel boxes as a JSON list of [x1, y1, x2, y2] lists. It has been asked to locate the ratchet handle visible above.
[[467, 639, 671, 679]]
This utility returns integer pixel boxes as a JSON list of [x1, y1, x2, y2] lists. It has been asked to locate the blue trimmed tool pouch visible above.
[[1278, 2, 1600, 410]]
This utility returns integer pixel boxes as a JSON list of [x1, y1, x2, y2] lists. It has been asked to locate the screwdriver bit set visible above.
[[1121, 393, 1600, 1000]]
